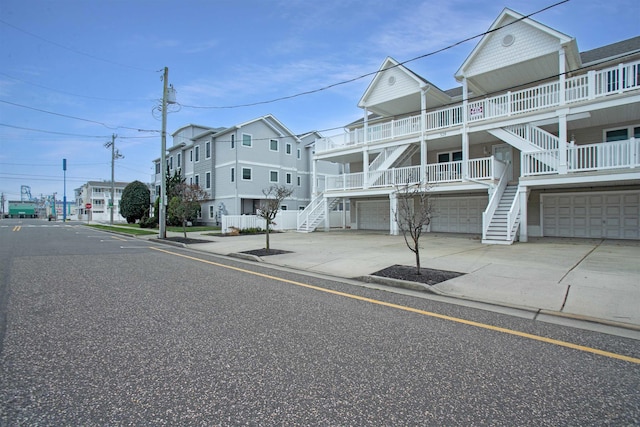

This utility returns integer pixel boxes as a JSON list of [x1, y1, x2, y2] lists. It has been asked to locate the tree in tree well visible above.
[[168, 182, 208, 238], [393, 182, 432, 275], [119, 180, 150, 224], [257, 185, 294, 252]]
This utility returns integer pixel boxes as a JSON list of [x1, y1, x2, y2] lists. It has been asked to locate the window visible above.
[[194, 175, 199, 186], [297, 176, 301, 186], [437, 151, 463, 163], [281, 205, 288, 211], [242, 167, 252, 180], [169, 156, 173, 170], [177, 153, 181, 168], [209, 205, 214, 219], [155, 185, 160, 196], [231, 167, 235, 182], [190, 150, 193, 162], [242, 134, 252, 147], [205, 141, 211, 159], [195, 146, 200, 162], [605, 125, 640, 142], [286, 173, 292, 184], [155, 162, 161, 174], [270, 139, 279, 151], [270, 171, 279, 183], [205, 172, 211, 189], [297, 148, 301, 159], [231, 134, 235, 149], [286, 143, 292, 155]]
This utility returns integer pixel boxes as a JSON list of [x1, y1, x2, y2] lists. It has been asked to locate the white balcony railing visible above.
[[316, 59, 640, 154], [324, 157, 499, 192], [522, 138, 639, 176]]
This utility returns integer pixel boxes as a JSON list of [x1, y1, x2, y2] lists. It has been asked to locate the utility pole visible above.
[[160, 67, 169, 239], [62, 159, 67, 222], [105, 134, 122, 225]]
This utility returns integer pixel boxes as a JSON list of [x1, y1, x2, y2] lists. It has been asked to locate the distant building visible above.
[[152, 115, 341, 226], [75, 181, 133, 223]]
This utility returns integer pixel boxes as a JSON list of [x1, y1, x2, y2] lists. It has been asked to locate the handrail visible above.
[[506, 187, 521, 242], [297, 194, 324, 231], [482, 160, 509, 240]]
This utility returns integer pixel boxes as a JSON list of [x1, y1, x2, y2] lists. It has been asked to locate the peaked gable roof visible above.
[[580, 36, 640, 65], [455, 8, 580, 81]]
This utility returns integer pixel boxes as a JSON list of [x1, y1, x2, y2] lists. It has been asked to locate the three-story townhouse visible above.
[[304, 8, 639, 243]]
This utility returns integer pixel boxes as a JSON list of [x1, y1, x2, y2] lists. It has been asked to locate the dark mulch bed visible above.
[[163, 236, 213, 244], [372, 264, 464, 286], [241, 248, 292, 257]]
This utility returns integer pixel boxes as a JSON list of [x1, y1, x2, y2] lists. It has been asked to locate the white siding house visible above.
[[153, 115, 340, 226], [303, 8, 640, 243]]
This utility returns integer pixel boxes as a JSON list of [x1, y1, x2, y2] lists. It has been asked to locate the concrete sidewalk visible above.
[[145, 229, 640, 331]]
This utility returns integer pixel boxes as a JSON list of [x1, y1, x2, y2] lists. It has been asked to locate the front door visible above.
[[493, 144, 513, 182]]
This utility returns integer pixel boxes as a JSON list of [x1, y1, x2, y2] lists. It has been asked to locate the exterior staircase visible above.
[[483, 184, 520, 244], [369, 144, 419, 186], [297, 195, 339, 232], [488, 123, 561, 171]]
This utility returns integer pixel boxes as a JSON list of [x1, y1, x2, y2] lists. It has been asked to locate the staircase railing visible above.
[[506, 187, 521, 242], [505, 124, 559, 150], [482, 161, 508, 240], [297, 194, 324, 232]]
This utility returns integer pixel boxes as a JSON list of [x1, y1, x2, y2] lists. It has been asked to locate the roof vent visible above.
[[502, 34, 515, 47]]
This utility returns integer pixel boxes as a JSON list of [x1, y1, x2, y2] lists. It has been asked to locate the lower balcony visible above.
[[325, 157, 502, 192]]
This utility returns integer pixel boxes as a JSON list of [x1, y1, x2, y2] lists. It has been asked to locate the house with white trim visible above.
[[153, 115, 341, 225], [299, 8, 639, 243]]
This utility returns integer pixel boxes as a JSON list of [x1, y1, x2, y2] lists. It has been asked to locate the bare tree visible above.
[[257, 185, 294, 252], [393, 183, 432, 275], [168, 182, 208, 238]]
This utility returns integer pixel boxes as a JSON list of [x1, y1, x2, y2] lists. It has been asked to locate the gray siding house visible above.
[[153, 115, 339, 225]]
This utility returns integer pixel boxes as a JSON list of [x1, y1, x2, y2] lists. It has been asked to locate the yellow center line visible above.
[[13, 226, 21, 231], [150, 246, 640, 365]]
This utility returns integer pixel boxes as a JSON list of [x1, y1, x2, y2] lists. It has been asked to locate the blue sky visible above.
[[1, 0, 638, 205]]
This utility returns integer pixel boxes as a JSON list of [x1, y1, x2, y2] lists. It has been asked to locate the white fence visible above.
[[221, 211, 299, 233]]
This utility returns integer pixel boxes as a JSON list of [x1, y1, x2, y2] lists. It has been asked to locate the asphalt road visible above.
[[1, 219, 639, 425]]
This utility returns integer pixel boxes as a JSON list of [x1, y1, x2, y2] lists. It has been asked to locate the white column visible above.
[[519, 186, 528, 242], [389, 192, 399, 236], [558, 113, 568, 174], [324, 197, 330, 231], [420, 87, 427, 182], [559, 48, 566, 106], [312, 159, 317, 195], [462, 78, 469, 179], [363, 107, 369, 189]]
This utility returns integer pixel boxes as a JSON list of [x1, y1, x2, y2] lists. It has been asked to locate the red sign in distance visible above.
[[85, 203, 92, 209]]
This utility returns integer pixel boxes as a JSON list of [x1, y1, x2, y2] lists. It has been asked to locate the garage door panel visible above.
[[543, 191, 639, 240], [431, 196, 484, 234]]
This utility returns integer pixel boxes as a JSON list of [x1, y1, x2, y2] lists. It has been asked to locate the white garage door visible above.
[[542, 191, 639, 239], [431, 196, 485, 234], [357, 200, 390, 230]]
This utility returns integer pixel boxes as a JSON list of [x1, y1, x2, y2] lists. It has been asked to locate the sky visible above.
[[1, 0, 638, 207]]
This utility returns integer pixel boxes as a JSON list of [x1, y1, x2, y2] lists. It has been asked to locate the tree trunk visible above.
[[183, 219, 187, 238], [415, 246, 421, 275], [265, 221, 270, 252]]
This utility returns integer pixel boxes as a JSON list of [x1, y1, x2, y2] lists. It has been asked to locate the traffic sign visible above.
[[85, 203, 92, 209]]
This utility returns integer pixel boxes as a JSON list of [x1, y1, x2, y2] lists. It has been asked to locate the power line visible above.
[[0, 99, 160, 133], [0, 71, 155, 103], [0, 123, 111, 138], [178, 0, 571, 110], [0, 18, 156, 73]]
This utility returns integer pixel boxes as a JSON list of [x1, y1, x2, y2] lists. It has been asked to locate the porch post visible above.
[[558, 47, 566, 106], [342, 197, 347, 229], [389, 192, 399, 236], [421, 86, 427, 182], [462, 78, 469, 179], [363, 107, 370, 189], [519, 186, 528, 243], [312, 158, 318, 195], [323, 197, 330, 231], [558, 113, 568, 174]]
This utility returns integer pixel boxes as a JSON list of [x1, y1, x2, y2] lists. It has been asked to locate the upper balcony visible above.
[[316, 59, 640, 155]]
